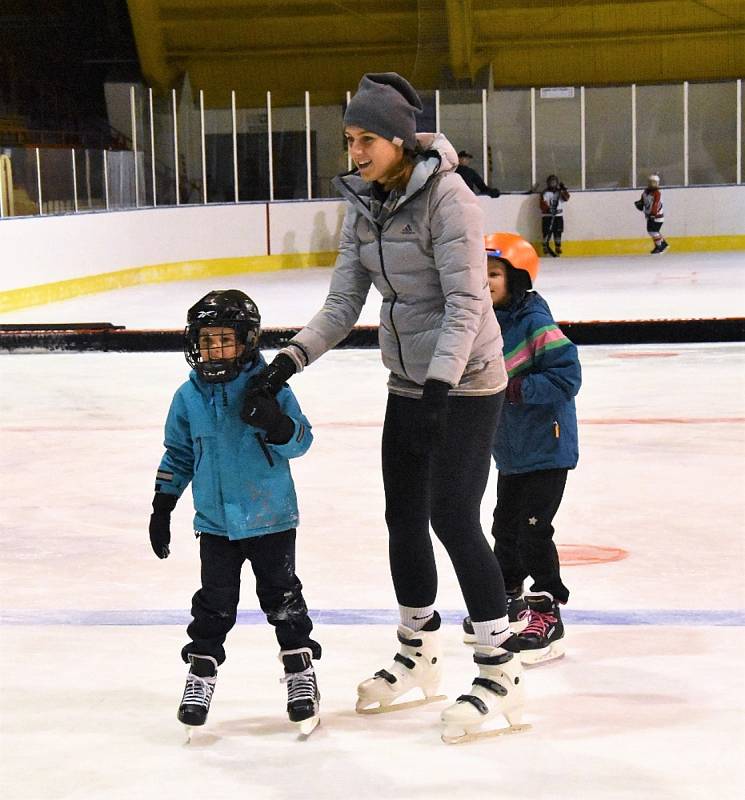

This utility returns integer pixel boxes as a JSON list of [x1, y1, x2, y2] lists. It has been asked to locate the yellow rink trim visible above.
[[0, 252, 337, 313], [541, 235, 745, 257]]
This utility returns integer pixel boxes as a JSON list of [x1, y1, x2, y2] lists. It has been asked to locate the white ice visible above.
[[1, 254, 744, 799], [1, 251, 743, 328]]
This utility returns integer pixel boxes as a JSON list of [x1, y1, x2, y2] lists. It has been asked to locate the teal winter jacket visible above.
[[154, 356, 312, 539], [493, 292, 581, 475]]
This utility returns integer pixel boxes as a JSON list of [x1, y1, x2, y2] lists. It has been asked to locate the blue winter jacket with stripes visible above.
[[493, 292, 581, 475], [154, 355, 312, 540]]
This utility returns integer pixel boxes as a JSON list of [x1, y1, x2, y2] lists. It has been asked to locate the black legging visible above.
[[382, 391, 507, 622]]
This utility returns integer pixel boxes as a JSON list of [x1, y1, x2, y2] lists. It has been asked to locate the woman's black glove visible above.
[[149, 493, 177, 559], [247, 353, 297, 397], [241, 391, 294, 444], [411, 379, 450, 454]]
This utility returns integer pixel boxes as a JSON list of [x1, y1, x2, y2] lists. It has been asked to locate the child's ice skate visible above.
[[462, 590, 530, 643], [356, 612, 446, 714], [517, 592, 566, 666], [178, 654, 218, 742], [440, 636, 529, 744], [280, 648, 321, 736]]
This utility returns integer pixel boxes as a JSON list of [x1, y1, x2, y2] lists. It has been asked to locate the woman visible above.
[[244, 73, 526, 743]]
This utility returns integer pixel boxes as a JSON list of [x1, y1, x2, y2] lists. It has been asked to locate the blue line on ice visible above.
[[1, 609, 744, 626]]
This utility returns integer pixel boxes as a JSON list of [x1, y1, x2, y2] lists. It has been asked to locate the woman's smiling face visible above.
[[344, 126, 404, 184]]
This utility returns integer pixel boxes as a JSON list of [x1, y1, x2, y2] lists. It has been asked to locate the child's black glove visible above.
[[410, 379, 450, 455], [149, 493, 177, 559], [489, 188, 501, 198], [634, 199, 644, 211], [241, 392, 294, 444], [247, 353, 297, 397]]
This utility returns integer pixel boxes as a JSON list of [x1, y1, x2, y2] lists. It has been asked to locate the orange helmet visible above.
[[484, 232, 540, 288]]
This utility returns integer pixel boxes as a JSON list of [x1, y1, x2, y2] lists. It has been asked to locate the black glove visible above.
[[634, 199, 644, 211], [489, 188, 501, 198], [241, 391, 294, 443], [411, 379, 450, 455], [149, 493, 177, 559], [247, 353, 297, 397], [559, 182, 567, 191]]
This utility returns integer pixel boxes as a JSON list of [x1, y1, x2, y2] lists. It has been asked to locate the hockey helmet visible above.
[[647, 173, 660, 186], [484, 232, 540, 291], [184, 289, 261, 383]]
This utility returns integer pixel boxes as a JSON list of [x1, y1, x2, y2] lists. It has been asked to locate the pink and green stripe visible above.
[[504, 325, 571, 377]]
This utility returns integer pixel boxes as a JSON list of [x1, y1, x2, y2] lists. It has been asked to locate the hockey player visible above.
[[464, 233, 581, 666], [243, 72, 526, 743], [539, 175, 570, 257], [148, 290, 321, 738], [635, 174, 669, 254]]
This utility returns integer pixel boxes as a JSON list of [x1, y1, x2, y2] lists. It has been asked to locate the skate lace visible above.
[[182, 674, 215, 709], [522, 609, 557, 637], [281, 667, 316, 703]]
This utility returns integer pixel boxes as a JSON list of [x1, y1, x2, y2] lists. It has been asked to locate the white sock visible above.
[[399, 604, 435, 632], [471, 617, 511, 648]]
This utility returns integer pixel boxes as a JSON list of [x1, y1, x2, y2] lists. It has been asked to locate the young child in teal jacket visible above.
[[148, 289, 320, 737], [467, 233, 581, 666]]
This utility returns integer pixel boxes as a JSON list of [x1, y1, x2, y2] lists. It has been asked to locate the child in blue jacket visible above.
[[480, 233, 581, 665], [148, 289, 321, 736]]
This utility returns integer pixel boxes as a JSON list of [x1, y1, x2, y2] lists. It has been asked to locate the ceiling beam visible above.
[[126, 0, 178, 90], [445, 0, 475, 80]]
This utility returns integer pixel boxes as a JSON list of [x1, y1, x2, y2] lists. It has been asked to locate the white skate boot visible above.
[[356, 613, 446, 714], [440, 636, 529, 744]]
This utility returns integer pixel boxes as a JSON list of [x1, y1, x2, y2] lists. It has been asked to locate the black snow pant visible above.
[[382, 391, 507, 623], [542, 215, 564, 250], [492, 468, 570, 604], [182, 529, 320, 665]]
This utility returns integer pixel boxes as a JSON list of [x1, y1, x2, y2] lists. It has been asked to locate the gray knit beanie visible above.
[[344, 73, 423, 150]]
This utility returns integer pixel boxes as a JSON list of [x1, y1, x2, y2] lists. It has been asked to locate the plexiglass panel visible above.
[[585, 86, 633, 189], [310, 97, 345, 198], [688, 81, 737, 185], [487, 89, 532, 192], [636, 83, 684, 186], [535, 87, 581, 189]]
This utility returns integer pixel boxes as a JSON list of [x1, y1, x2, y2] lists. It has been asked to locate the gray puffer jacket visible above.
[[282, 133, 507, 397]]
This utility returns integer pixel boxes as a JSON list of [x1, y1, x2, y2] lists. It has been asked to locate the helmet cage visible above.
[[183, 290, 260, 383]]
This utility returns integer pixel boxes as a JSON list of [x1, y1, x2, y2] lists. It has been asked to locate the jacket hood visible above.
[[332, 131, 458, 204], [496, 291, 553, 323]]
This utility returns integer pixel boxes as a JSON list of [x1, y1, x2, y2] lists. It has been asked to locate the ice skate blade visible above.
[[296, 716, 320, 737], [356, 693, 447, 715], [441, 722, 531, 745], [521, 641, 565, 666]]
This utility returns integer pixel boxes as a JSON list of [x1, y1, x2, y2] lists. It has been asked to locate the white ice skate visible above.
[[440, 639, 529, 744], [356, 619, 446, 714]]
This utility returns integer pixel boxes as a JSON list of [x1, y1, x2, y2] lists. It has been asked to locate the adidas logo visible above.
[[401, 223, 416, 235]]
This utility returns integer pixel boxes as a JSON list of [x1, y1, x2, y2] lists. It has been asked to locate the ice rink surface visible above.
[[1, 252, 744, 799]]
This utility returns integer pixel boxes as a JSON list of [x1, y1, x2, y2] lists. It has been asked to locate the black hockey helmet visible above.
[[184, 290, 261, 383]]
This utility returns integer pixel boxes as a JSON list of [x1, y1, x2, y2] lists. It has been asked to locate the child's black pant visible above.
[[492, 468, 570, 604], [182, 530, 320, 665], [542, 215, 564, 247], [382, 391, 508, 622]]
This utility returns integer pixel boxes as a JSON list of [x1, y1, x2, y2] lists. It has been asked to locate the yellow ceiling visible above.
[[127, 0, 745, 105]]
